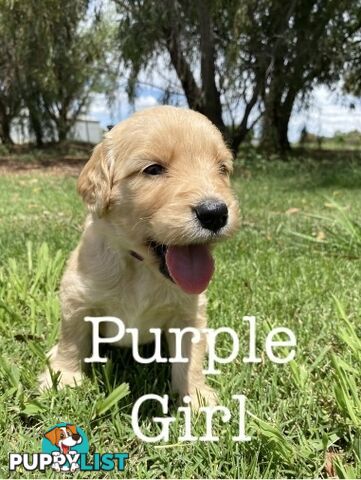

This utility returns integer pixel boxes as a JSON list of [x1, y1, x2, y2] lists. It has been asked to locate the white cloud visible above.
[[134, 95, 159, 110], [289, 86, 361, 141], [88, 92, 159, 129]]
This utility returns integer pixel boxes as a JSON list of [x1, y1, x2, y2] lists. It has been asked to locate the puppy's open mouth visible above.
[[149, 241, 214, 295], [61, 444, 70, 455]]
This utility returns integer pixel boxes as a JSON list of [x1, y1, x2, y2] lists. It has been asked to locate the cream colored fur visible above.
[[38, 106, 239, 408]]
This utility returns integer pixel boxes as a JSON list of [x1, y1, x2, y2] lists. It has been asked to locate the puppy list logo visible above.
[[9, 422, 128, 473], [42, 423, 88, 472]]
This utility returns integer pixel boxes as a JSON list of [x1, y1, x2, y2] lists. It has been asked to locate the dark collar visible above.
[[130, 250, 144, 261]]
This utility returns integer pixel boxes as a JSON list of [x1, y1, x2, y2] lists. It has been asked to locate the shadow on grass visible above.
[[93, 340, 173, 419]]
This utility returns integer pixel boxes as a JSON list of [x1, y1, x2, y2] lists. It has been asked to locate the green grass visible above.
[[1, 151, 361, 478]]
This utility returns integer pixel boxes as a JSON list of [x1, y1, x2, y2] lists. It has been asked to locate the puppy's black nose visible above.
[[194, 199, 228, 232], [72, 434, 80, 441]]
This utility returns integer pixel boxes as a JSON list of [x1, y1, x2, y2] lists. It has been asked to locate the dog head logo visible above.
[[44, 424, 82, 454], [42, 422, 89, 472]]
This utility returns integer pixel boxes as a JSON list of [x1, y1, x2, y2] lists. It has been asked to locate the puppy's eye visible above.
[[143, 164, 166, 176], [219, 163, 229, 175]]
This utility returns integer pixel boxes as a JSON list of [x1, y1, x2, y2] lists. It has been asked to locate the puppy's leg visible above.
[[166, 315, 218, 409], [38, 307, 91, 391]]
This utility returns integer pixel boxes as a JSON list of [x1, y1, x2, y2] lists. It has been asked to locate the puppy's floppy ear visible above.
[[77, 142, 113, 216], [44, 427, 59, 445], [67, 424, 77, 435]]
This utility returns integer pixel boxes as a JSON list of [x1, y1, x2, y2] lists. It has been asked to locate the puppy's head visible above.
[[78, 106, 239, 294], [44, 424, 81, 453]]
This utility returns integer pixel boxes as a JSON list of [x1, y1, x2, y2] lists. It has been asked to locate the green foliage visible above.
[[251, 0, 360, 151], [34, 0, 118, 141], [112, 0, 361, 153], [0, 0, 23, 143], [113, 0, 260, 146], [342, 3, 361, 99], [0, 0, 117, 144]]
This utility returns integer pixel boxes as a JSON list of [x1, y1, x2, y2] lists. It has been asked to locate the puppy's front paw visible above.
[[182, 385, 219, 410], [38, 368, 83, 391], [38, 344, 84, 391]]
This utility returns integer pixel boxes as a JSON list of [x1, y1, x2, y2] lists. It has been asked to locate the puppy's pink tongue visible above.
[[165, 245, 214, 294]]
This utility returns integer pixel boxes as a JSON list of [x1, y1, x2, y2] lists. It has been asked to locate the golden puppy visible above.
[[39, 106, 239, 407]]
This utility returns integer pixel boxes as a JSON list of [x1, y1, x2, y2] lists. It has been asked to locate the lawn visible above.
[[1, 149, 361, 478]]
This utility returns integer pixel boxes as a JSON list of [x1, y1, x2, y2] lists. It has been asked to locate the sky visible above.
[[89, 84, 361, 143]]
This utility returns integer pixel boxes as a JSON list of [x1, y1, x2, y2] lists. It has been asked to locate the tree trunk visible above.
[[29, 111, 44, 147], [197, 0, 225, 132], [230, 89, 259, 153], [278, 120, 290, 151], [0, 117, 14, 145], [164, 0, 225, 132], [260, 88, 280, 153], [58, 126, 67, 142], [261, 107, 293, 153], [163, 1, 203, 113], [260, 82, 296, 153], [57, 111, 69, 143], [0, 102, 14, 145], [278, 89, 297, 152], [261, 109, 292, 153], [260, 112, 279, 152]]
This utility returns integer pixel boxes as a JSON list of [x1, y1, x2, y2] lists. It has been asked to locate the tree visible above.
[[113, 0, 361, 154], [343, 4, 361, 99], [113, 0, 262, 151], [254, 0, 361, 152], [0, 0, 117, 146], [0, 3, 23, 144], [37, 1, 117, 142]]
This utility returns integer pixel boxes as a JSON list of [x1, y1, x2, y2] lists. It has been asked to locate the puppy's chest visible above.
[[99, 269, 187, 346]]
